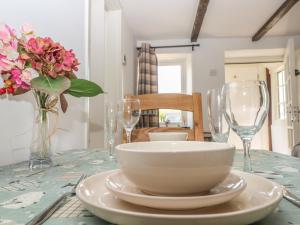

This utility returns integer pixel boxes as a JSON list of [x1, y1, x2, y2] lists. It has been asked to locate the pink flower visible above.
[[20, 68, 38, 85], [21, 23, 35, 42], [26, 37, 44, 54], [21, 23, 34, 35], [0, 24, 15, 44], [0, 31, 9, 44], [11, 68, 21, 76], [2, 45, 18, 60], [24, 37, 79, 78], [0, 56, 14, 71], [9, 67, 33, 90], [0, 24, 19, 73], [11, 68, 22, 86], [0, 23, 81, 95], [5, 24, 16, 37]]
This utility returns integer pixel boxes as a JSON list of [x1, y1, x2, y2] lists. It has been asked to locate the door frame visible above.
[[265, 68, 273, 151]]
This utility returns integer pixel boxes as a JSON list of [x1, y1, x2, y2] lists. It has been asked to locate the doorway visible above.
[[224, 62, 284, 151]]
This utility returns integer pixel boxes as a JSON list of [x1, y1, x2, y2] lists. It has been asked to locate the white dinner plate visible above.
[[76, 170, 283, 225], [105, 170, 247, 210]]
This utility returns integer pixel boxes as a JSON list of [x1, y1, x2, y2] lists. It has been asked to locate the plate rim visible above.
[[105, 169, 247, 201], [76, 170, 283, 219]]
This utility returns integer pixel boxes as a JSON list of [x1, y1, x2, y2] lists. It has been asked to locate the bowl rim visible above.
[[148, 132, 188, 136], [115, 141, 235, 153], [148, 132, 188, 134]]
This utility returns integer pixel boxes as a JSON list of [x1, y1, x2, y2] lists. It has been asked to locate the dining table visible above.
[[1, 148, 300, 225]]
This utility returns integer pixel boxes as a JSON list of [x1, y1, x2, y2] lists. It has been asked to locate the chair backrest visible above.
[[123, 93, 204, 142]]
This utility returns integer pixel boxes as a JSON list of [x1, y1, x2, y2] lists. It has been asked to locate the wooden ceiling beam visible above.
[[191, 0, 209, 42], [252, 0, 300, 42]]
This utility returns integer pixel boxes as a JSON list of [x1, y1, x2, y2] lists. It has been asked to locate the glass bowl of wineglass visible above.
[[222, 80, 269, 172], [118, 99, 141, 143]]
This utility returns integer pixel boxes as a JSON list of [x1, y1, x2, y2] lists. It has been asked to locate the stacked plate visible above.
[[76, 142, 283, 225]]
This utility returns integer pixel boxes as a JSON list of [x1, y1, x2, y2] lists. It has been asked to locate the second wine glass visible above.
[[118, 99, 141, 143], [222, 80, 269, 172], [105, 102, 118, 159], [207, 88, 230, 143]]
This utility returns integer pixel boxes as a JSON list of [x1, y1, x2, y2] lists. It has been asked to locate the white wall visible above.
[[137, 36, 300, 134], [88, 0, 106, 149], [122, 17, 137, 96], [95, 4, 137, 148], [0, 0, 90, 165]]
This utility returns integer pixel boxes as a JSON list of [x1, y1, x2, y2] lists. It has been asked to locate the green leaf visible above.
[[31, 76, 71, 95], [66, 79, 103, 97]]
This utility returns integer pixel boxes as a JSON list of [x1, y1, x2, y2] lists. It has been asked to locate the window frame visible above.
[[157, 59, 187, 127], [276, 67, 286, 120], [158, 59, 187, 94]]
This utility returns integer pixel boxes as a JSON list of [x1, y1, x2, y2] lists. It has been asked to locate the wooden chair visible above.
[[123, 93, 204, 142]]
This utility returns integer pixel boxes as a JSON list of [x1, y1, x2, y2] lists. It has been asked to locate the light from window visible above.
[[157, 65, 182, 126], [158, 65, 181, 93], [277, 70, 286, 119]]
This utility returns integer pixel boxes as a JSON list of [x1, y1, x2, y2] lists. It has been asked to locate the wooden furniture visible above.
[[123, 93, 204, 142]]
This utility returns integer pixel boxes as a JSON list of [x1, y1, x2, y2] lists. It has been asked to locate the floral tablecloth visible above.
[[1, 149, 300, 225]]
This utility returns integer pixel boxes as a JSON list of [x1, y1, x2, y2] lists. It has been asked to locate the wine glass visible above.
[[105, 102, 118, 159], [222, 81, 269, 172], [118, 99, 141, 143], [207, 88, 230, 142]]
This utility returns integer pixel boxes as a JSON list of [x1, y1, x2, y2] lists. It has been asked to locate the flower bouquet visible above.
[[0, 23, 103, 168]]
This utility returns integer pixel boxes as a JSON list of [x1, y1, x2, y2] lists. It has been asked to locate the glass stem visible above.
[[242, 139, 252, 172], [125, 129, 131, 143], [109, 142, 114, 159]]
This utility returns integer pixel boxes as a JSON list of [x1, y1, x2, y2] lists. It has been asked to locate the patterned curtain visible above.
[[137, 43, 159, 127]]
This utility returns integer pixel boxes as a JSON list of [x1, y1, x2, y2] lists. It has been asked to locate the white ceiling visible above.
[[119, 0, 300, 40]]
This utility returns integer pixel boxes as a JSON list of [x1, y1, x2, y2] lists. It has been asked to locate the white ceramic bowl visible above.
[[116, 141, 235, 195], [148, 132, 188, 141]]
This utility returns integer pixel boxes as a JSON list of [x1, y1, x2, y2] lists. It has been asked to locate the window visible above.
[[277, 70, 286, 119], [158, 65, 181, 93], [157, 65, 182, 126]]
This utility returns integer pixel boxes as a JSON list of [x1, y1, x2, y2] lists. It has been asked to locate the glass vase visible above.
[[29, 91, 54, 169]]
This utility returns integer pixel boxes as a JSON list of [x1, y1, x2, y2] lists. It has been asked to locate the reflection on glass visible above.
[[207, 88, 230, 142]]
